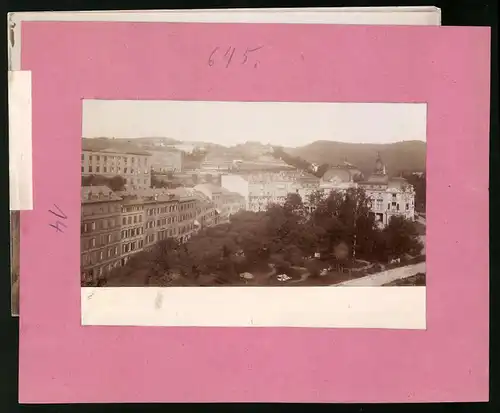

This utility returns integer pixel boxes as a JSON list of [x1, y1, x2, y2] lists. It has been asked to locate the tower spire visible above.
[[375, 152, 386, 175]]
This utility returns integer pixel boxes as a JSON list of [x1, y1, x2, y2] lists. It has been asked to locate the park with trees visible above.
[[100, 187, 424, 287]]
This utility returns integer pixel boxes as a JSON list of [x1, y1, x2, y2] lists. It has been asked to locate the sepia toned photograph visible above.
[[10, 211, 20, 316], [80, 101, 426, 290]]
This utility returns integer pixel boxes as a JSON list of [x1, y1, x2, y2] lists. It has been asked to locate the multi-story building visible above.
[[81, 186, 123, 283], [319, 161, 363, 191], [317, 155, 416, 227], [82, 141, 152, 190], [193, 183, 225, 223], [359, 155, 416, 227], [221, 171, 319, 212], [191, 190, 217, 229], [167, 188, 199, 243], [194, 183, 246, 223], [143, 194, 180, 250], [119, 197, 146, 265], [220, 188, 247, 219]]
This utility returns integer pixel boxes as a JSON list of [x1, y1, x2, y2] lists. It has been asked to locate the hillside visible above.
[[286, 140, 426, 176]]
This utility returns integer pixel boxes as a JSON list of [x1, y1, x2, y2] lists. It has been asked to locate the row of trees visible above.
[[105, 187, 423, 286], [82, 175, 126, 191], [271, 146, 329, 177]]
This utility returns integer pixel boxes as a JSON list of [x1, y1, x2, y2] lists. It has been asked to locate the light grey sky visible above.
[[82, 100, 426, 147]]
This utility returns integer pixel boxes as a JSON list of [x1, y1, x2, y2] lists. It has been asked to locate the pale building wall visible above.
[[220, 175, 250, 207], [82, 150, 151, 189]]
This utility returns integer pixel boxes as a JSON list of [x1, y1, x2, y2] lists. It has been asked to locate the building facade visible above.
[[144, 194, 180, 250], [357, 154, 416, 227], [221, 171, 319, 212], [120, 197, 146, 265], [81, 186, 123, 283], [81, 146, 152, 190]]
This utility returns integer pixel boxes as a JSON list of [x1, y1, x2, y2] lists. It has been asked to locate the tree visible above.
[[382, 216, 423, 260], [109, 175, 126, 191], [315, 163, 330, 178]]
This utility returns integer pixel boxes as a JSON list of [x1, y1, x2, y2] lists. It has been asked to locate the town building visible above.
[[220, 188, 247, 219], [317, 155, 416, 227], [82, 140, 152, 190], [221, 171, 319, 212], [143, 193, 180, 250], [119, 197, 146, 265], [358, 154, 416, 227], [191, 190, 217, 229], [319, 161, 363, 191], [81, 186, 123, 283], [167, 188, 200, 243], [194, 183, 246, 223], [193, 183, 225, 222]]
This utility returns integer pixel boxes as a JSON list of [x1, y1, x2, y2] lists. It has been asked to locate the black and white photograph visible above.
[[80, 101, 426, 328]]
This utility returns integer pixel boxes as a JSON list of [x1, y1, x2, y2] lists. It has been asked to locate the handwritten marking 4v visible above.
[[208, 46, 263, 68], [48, 204, 68, 233]]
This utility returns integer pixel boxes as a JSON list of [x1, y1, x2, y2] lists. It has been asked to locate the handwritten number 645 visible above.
[[208, 46, 263, 68]]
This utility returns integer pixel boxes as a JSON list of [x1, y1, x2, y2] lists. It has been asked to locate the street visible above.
[[335, 262, 426, 287]]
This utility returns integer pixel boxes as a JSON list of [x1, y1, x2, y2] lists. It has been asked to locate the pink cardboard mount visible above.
[[19, 22, 490, 403]]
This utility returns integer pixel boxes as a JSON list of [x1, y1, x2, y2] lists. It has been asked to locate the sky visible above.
[[82, 100, 427, 148]]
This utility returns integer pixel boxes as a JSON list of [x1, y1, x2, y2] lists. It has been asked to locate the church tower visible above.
[[374, 152, 386, 175]]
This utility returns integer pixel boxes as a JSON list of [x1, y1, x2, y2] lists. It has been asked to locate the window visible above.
[[133, 215, 137, 224], [104, 166, 107, 173], [81, 166, 84, 172], [91, 222, 96, 230], [128, 217, 132, 224], [114, 246, 118, 255], [108, 248, 112, 257], [89, 166, 93, 173], [96, 166, 100, 173], [96, 155, 100, 161], [139, 215, 142, 222], [99, 251, 104, 260], [387, 203, 390, 210], [89, 155, 93, 161], [122, 217, 126, 225], [81, 154, 85, 161], [124, 168, 128, 174], [83, 223, 88, 232], [396, 203, 400, 211], [104, 156, 107, 162], [406, 203, 409, 210], [107, 234, 112, 243]]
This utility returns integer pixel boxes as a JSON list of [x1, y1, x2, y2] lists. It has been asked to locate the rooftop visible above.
[[82, 138, 152, 156], [194, 183, 224, 196], [81, 185, 122, 203]]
